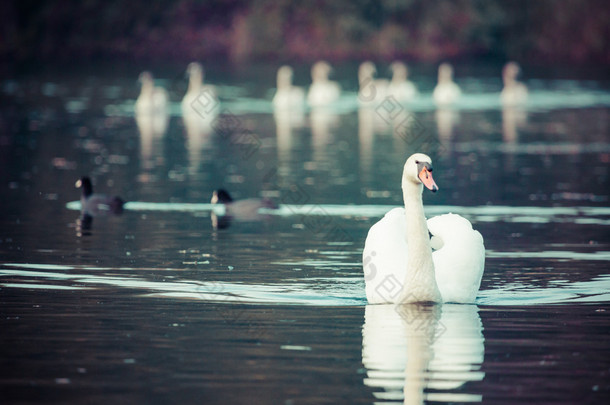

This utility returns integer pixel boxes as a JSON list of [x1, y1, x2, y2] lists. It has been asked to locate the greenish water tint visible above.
[[1, 63, 609, 403]]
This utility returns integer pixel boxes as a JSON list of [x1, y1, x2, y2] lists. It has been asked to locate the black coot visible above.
[[76, 177, 124, 217]]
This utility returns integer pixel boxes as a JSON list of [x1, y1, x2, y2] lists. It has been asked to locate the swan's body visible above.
[[387, 61, 418, 102], [135, 71, 169, 150], [307, 61, 341, 107], [182, 62, 218, 116], [272, 66, 305, 110], [500, 62, 528, 106], [135, 72, 168, 114], [358, 61, 389, 106], [363, 153, 484, 304], [433, 63, 461, 106]]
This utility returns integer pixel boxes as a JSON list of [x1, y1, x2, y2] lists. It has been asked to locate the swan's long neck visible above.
[[188, 72, 203, 93], [277, 74, 291, 90], [399, 179, 441, 303], [141, 79, 154, 96]]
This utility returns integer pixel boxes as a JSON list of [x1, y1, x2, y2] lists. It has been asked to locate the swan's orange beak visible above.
[[418, 167, 438, 192]]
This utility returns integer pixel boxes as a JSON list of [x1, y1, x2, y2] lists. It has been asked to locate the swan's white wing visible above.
[[273, 86, 305, 109], [433, 82, 461, 105], [182, 85, 218, 114], [363, 208, 409, 304], [307, 81, 341, 106], [428, 214, 485, 303], [387, 81, 418, 102]]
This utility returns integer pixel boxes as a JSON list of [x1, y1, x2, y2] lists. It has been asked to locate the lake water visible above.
[[1, 61, 609, 404]]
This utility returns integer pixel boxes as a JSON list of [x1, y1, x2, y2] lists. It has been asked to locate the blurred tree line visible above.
[[1, 0, 608, 65]]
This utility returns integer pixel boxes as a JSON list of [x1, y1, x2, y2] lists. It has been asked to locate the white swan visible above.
[[135, 71, 168, 114], [272, 65, 305, 110], [182, 62, 218, 117], [387, 61, 418, 102], [500, 61, 528, 106], [307, 61, 341, 107], [358, 61, 388, 106], [433, 63, 461, 106], [362, 153, 485, 304]]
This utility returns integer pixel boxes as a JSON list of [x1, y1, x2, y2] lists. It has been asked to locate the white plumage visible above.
[[433, 63, 461, 106], [387, 61, 418, 102], [135, 71, 168, 114], [182, 62, 218, 117], [307, 61, 341, 107], [358, 61, 389, 106], [363, 153, 485, 304], [272, 65, 305, 110], [500, 61, 528, 106]]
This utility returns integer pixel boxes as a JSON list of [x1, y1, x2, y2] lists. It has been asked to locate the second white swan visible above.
[[363, 153, 485, 304]]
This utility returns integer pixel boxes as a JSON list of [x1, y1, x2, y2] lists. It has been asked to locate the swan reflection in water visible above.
[[310, 108, 340, 164], [435, 107, 459, 155], [362, 303, 484, 404], [502, 106, 527, 145], [135, 109, 168, 171], [274, 108, 305, 164], [502, 105, 528, 170], [183, 108, 215, 174]]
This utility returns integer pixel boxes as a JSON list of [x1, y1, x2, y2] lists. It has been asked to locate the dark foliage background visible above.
[[1, 0, 609, 66]]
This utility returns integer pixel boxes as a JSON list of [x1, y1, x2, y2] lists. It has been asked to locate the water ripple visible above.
[[2, 262, 609, 306], [66, 202, 610, 225]]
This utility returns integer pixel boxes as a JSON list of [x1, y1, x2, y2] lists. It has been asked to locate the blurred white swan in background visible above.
[[363, 153, 485, 304], [387, 61, 418, 102], [307, 61, 341, 107], [272, 65, 305, 110], [358, 61, 389, 106], [433, 63, 461, 106], [135, 71, 168, 114], [501, 61, 528, 106], [182, 62, 218, 119]]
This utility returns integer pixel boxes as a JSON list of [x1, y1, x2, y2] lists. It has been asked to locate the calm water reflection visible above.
[[1, 62, 609, 403]]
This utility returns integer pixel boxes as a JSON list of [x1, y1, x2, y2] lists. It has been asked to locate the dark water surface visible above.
[[1, 62, 610, 404]]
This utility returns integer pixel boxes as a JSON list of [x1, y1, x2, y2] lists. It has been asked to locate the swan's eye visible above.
[[415, 160, 420, 164]]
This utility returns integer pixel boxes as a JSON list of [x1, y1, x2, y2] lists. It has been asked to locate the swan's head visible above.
[[138, 71, 154, 85], [358, 61, 376, 83], [186, 62, 204, 79], [438, 63, 454, 83], [277, 65, 294, 89], [390, 61, 408, 81], [312, 61, 332, 82], [503, 62, 521, 84], [403, 153, 438, 192]]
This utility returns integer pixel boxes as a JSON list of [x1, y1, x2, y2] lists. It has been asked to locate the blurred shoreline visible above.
[[1, 0, 608, 69]]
